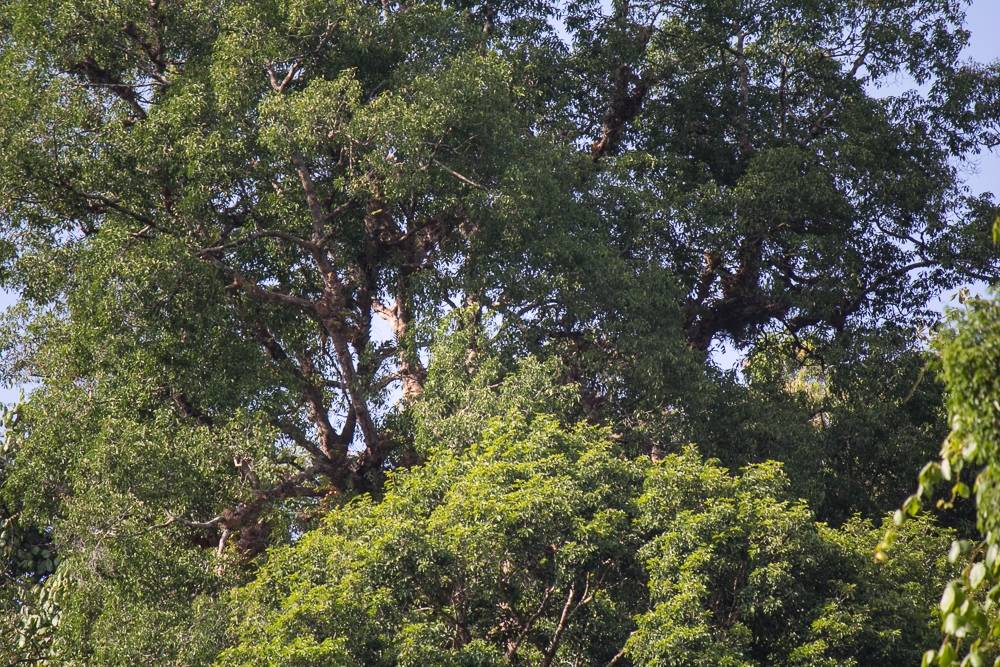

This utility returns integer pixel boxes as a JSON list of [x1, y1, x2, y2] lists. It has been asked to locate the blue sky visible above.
[[0, 2, 997, 401], [952, 0, 1000, 195]]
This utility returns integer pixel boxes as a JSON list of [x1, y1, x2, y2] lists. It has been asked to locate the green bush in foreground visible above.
[[221, 413, 952, 667]]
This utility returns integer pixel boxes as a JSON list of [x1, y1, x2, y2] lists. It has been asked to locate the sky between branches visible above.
[[0, 1, 997, 401]]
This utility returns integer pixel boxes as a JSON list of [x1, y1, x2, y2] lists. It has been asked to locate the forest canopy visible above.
[[0, 0, 999, 665]]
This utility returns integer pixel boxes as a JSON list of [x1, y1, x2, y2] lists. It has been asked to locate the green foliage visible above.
[[894, 294, 1000, 665], [413, 310, 582, 456], [634, 462, 951, 667], [1, 395, 264, 664], [689, 331, 948, 524], [220, 413, 646, 666], [0, 0, 995, 663], [223, 406, 953, 666]]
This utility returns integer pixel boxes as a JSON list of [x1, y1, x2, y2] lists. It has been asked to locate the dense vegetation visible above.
[[0, 0, 998, 664]]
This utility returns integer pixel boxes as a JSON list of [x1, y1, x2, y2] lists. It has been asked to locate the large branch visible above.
[[591, 63, 649, 160], [253, 323, 348, 466], [210, 261, 317, 313], [199, 229, 316, 256], [287, 153, 384, 455], [590, 6, 655, 161], [213, 464, 327, 554], [69, 57, 148, 120]]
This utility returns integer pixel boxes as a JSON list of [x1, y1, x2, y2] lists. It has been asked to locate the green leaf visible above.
[[939, 642, 956, 665], [941, 583, 960, 613], [970, 563, 987, 590], [950, 541, 973, 564]]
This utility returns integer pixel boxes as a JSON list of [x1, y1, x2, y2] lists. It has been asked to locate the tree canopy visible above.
[[0, 0, 998, 665]]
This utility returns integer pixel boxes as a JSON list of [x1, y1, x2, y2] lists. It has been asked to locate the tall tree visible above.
[[0, 0, 997, 663], [594, 0, 999, 348]]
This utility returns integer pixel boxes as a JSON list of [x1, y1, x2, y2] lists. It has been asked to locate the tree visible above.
[[0, 0, 996, 663], [566, 0, 1000, 350], [685, 330, 949, 524], [220, 398, 954, 666], [891, 294, 1000, 666]]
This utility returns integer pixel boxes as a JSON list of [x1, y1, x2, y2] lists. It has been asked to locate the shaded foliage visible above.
[[0, 0, 996, 663]]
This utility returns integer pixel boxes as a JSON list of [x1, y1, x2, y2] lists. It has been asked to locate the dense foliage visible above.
[[220, 410, 953, 667], [886, 296, 1000, 666], [0, 0, 997, 664]]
